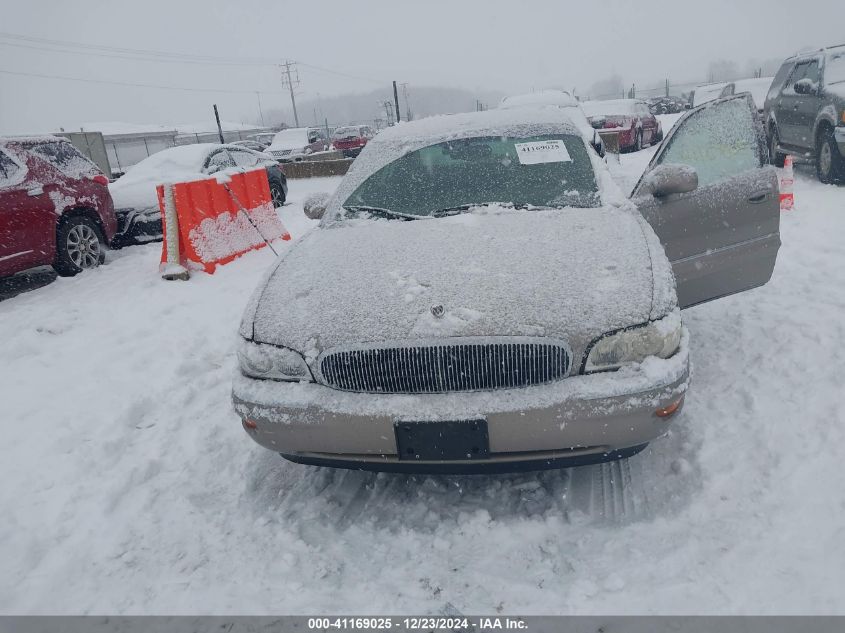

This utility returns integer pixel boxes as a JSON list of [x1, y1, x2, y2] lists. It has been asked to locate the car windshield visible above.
[[341, 134, 599, 219], [827, 50, 845, 85]]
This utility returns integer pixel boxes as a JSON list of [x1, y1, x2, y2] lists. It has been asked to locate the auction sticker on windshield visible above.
[[514, 139, 571, 165]]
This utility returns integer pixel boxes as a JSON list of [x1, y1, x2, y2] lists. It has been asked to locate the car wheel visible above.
[[816, 127, 844, 184], [54, 215, 106, 277], [769, 126, 786, 168], [270, 182, 287, 207], [655, 128, 664, 143]]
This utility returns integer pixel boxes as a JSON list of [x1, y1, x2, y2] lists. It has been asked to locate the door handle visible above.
[[748, 192, 769, 203]]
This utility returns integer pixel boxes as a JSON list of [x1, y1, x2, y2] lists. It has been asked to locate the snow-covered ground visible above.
[[2, 137, 845, 614]]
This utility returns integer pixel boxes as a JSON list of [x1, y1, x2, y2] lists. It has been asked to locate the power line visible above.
[[0, 68, 284, 95], [0, 31, 386, 83], [0, 31, 279, 66]]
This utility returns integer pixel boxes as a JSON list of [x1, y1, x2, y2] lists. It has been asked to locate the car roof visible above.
[[371, 107, 580, 145], [785, 43, 845, 61], [499, 90, 578, 109], [0, 134, 71, 147]]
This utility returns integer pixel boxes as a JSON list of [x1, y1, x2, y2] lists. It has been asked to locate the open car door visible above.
[[631, 94, 781, 309]]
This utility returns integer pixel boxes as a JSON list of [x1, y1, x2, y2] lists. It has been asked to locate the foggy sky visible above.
[[0, 0, 841, 134]]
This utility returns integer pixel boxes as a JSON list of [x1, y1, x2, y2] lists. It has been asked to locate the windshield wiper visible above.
[[430, 202, 530, 217], [343, 205, 422, 221]]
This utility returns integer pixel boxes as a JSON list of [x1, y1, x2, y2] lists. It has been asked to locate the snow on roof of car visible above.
[[0, 134, 71, 146], [499, 90, 578, 109], [324, 108, 584, 220], [580, 100, 641, 117]]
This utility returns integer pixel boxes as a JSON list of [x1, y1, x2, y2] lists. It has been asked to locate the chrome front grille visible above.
[[319, 339, 571, 394]]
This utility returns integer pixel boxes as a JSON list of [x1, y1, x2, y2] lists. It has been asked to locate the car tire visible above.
[[270, 182, 287, 207], [54, 215, 106, 277], [816, 127, 845, 184], [769, 125, 786, 168], [655, 129, 664, 143]]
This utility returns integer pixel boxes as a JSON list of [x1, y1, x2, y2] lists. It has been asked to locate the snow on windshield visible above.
[[323, 108, 590, 223], [0, 147, 27, 189]]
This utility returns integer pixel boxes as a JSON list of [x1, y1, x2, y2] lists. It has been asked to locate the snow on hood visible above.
[[323, 108, 585, 223], [245, 205, 673, 364]]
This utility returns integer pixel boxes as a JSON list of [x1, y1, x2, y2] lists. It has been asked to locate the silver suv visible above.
[[764, 44, 845, 183]]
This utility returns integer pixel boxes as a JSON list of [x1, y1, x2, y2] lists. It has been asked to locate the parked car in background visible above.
[[582, 99, 662, 152], [688, 82, 732, 108], [764, 44, 845, 182], [499, 90, 605, 156], [332, 125, 375, 158], [647, 95, 689, 114], [234, 96, 779, 473], [0, 136, 116, 278], [686, 78, 773, 120], [730, 77, 774, 117], [108, 144, 287, 245], [248, 132, 276, 147], [265, 127, 329, 162], [231, 139, 269, 152]]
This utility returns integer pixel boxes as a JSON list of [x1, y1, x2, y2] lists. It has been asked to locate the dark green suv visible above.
[[764, 44, 845, 183]]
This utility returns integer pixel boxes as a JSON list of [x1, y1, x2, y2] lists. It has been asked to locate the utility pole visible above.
[[393, 81, 401, 123], [213, 104, 225, 144], [281, 60, 300, 127], [401, 82, 412, 121], [256, 92, 265, 127], [380, 100, 395, 126], [665, 78, 670, 97]]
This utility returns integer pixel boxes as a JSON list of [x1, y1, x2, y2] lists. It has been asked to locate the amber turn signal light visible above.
[[655, 396, 684, 418], [242, 419, 258, 431]]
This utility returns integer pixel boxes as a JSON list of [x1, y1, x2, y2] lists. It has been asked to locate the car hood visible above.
[[245, 206, 668, 360]]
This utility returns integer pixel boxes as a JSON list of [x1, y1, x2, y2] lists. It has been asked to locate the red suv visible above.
[[332, 125, 375, 158], [0, 136, 117, 278]]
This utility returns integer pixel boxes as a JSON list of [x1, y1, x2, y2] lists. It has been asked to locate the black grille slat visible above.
[[320, 341, 570, 394]]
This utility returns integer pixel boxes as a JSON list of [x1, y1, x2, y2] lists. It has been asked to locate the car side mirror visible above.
[[643, 164, 698, 197], [794, 78, 816, 95], [303, 192, 330, 220]]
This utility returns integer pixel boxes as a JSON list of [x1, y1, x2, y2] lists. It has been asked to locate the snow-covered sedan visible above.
[[109, 144, 287, 245], [233, 95, 780, 473]]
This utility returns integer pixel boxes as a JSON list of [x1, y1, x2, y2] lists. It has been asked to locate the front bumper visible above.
[[114, 207, 163, 245], [232, 330, 691, 472], [835, 126, 845, 156]]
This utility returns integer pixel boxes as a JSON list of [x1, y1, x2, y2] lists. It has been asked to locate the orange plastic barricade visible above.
[[158, 168, 290, 274]]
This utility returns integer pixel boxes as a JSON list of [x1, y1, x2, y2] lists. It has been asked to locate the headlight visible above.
[[237, 338, 313, 381], [585, 311, 682, 372]]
